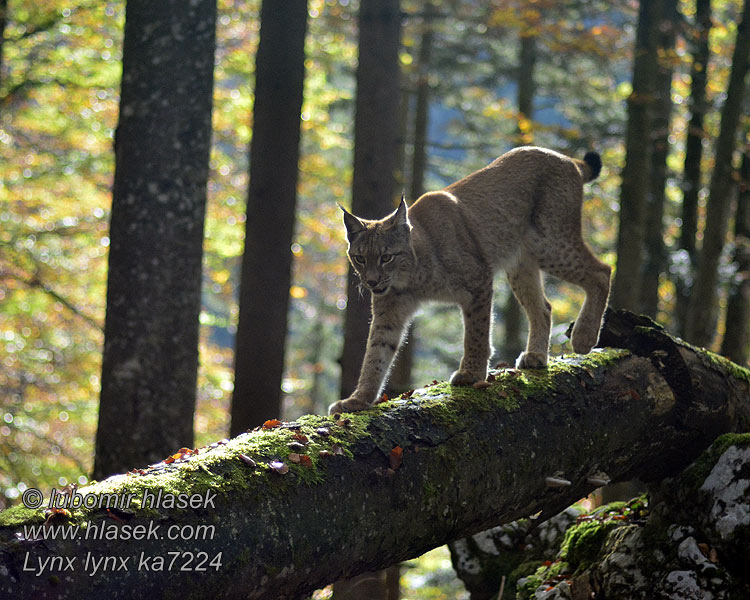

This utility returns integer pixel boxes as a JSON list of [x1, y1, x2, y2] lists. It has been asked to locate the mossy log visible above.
[[1, 310, 749, 599]]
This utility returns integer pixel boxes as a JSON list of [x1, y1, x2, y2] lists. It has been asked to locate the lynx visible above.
[[329, 146, 611, 414]]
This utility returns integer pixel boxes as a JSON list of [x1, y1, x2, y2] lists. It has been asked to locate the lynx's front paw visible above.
[[450, 369, 486, 386], [328, 396, 371, 415], [515, 351, 548, 369]]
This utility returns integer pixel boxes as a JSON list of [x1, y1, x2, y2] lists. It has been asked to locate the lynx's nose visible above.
[[366, 279, 379, 288]]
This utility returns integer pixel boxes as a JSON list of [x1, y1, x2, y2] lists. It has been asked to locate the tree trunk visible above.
[[336, 4, 405, 596], [639, 0, 678, 319], [675, 0, 712, 335], [720, 145, 750, 364], [610, 0, 662, 310], [685, 0, 750, 347], [503, 31, 537, 363], [386, 4, 434, 399], [0, 0, 7, 90], [5, 310, 749, 599], [94, 0, 217, 479], [230, 0, 308, 435], [339, 0, 402, 398]]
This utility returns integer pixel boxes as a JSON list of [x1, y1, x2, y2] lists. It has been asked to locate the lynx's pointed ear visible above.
[[391, 195, 410, 228], [339, 203, 366, 239]]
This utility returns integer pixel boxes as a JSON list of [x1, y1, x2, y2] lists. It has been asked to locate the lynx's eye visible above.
[[352, 255, 365, 265], [380, 254, 393, 264]]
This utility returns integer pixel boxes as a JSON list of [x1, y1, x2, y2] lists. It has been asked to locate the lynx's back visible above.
[[407, 146, 597, 272]]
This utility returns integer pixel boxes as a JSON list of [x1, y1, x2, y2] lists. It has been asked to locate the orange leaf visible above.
[[389, 446, 403, 470], [263, 419, 282, 429], [300, 455, 313, 468]]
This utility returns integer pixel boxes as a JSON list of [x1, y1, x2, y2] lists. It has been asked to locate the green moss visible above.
[[1, 412, 378, 528], [700, 349, 750, 384], [510, 560, 544, 599], [0, 505, 45, 528], [672, 336, 750, 384], [559, 519, 620, 572], [516, 559, 572, 599], [676, 433, 750, 496]]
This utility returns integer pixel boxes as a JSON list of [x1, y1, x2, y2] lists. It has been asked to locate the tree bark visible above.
[[0, 0, 7, 90], [679, 0, 712, 264], [610, 0, 662, 310], [94, 0, 216, 479], [685, 0, 750, 347], [675, 0, 712, 335], [231, 0, 308, 434], [339, 0, 402, 397], [720, 144, 750, 364], [504, 31, 537, 363], [5, 310, 749, 600], [639, 0, 679, 318]]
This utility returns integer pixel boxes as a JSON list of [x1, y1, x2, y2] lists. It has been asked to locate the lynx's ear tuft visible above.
[[390, 195, 411, 229], [340, 204, 366, 239]]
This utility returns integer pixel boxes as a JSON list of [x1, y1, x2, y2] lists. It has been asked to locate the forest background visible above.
[[0, 0, 749, 594]]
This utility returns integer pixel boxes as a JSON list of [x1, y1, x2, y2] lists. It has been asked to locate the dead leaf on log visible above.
[[300, 455, 313, 468], [269, 461, 289, 475], [239, 454, 257, 468], [288, 453, 301, 464], [389, 446, 403, 470], [472, 381, 491, 389], [44, 507, 72, 526], [262, 419, 282, 430]]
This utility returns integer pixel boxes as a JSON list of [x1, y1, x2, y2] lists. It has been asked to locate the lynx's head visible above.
[[341, 198, 416, 296]]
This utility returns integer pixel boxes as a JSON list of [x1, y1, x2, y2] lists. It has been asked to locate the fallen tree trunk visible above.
[[1, 310, 749, 599]]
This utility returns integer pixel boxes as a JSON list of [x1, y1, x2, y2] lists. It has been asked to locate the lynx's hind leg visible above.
[[539, 241, 611, 354], [507, 256, 551, 369]]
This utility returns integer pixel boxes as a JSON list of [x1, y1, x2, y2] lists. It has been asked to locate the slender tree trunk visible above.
[[639, 0, 679, 318], [381, 12, 436, 595], [230, 0, 308, 435], [0, 0, 7, 89], [676, 0, 712, 335], [339, 0, 402, 398], [684, 0, 750, 347], [503, 32, 537, 363], [308, 319, 326, 415], [720, 143, 750, 364], [610, 0, 662, 310], [94, 0, 217, 479], [335, 3, 402, 597], [679, 0, 711, 263], [387, 5, 434, 399]]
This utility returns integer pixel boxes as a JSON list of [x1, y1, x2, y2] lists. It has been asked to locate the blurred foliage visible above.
[[0, 0, 745, 533]]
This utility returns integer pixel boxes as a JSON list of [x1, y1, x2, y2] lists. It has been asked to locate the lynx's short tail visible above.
[[577, 151, 602, 182]]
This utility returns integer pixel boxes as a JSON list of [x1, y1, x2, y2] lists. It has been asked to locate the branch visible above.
[[0, 310, 748, 599]]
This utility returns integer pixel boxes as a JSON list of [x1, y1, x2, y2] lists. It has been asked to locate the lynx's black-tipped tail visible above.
[[581, 151, 602, 182]]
